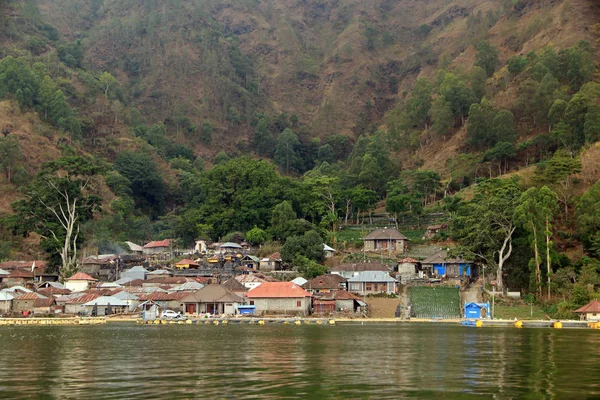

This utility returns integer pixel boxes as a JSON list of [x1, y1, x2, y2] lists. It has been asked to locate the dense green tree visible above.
[[534, 73, 559, 126], [99, 71, 118, 100], [245, 226, 269, 246], [475, 41, 500, 77], [584, 105, 600, 144], [576, 180, 600, 258], [439, 73, 477, 124], [270, 200, 297, 240], [548, 99, 568, 129], [280, 230, 325, 264], [405, 77, 432, 128], [0, 136, 24, 182], [0, 56, 39, 108], [470, 66, 487, 101], [294, 255, 327, 279], [507, 55, 528, 76], [484, 142, 516, 176], [535, 150, 581, 218], [452, 178, 522, 290], [201, 120, 213, 144], [467, 98, 496, 149], [514, 186, 558, 298], [114, 150, 166, 217], [274, 128, 300, 174], [429, 97, 454, 135], [493, 110, 516, 144]]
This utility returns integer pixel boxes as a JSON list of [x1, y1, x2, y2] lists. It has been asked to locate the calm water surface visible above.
[[0, 323, 599, 399]]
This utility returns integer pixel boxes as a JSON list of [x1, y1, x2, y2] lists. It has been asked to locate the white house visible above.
[[65, 272, 97, 292], [575, 299, 600, 322], [323, 244, 336, 258]]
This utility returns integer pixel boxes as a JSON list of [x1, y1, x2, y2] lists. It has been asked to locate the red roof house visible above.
[[65, 272, 97, 292], [246, 282, 312, 316], [574, 299, 600, 321], [143, 239, 171, 255]]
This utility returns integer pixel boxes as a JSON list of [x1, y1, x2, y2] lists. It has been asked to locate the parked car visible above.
[[161, 310, 187, 320]]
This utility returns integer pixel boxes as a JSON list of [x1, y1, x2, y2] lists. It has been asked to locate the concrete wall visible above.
[[13, 299, 36, 313], [0, 300, 11, 314], [65, 280, 90, 292], [250, 297, 311, 316], [585, 312, 600, 321], [348, 282, 396, 295]]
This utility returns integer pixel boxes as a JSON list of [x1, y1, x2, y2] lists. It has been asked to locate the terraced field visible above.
[[409, 286, 461, 319]]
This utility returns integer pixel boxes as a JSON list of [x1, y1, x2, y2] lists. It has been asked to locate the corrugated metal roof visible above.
[[347, 271, 397, 283], [303, 274, 347, 290], [66, 272, 97, 281], [171, 281, 205, 291], [83, 296, 129, 307], [180, 284, 244, 303], [15, 292, 47, 301], [332, 263, 390, 272], [143, 239, 171, 248], [364, 228, 408, 241], [66, 293, 102, 304], [0, 291, 15, 301], [34, 297, 55, 307]]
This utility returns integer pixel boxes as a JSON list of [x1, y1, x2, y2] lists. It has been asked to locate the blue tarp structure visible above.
[[237, 305, 256, 315], [464, 302, 490, 319]]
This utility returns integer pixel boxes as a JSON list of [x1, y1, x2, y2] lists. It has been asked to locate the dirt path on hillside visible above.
[[462, 280, 482, 304]]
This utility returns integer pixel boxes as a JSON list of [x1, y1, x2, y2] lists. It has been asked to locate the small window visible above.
[[249, 300, 254, 305], [366, 284, 372, 291], [297, 300, 302, 307]]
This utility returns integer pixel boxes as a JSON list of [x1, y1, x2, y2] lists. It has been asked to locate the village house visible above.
[[63, 293, 101, 315], [111, 290, 140, 312], [222, 278, 248, 296], [330, 263, 392, 280], [421, 250, 474, 280], [291, 277, 308, 286], [235, 273, 267, 290], [347, 271, 398, 295], [120, 266, 148, 281], [13, 292, 46, 314], [0, 290, 14, 314], [313, 290, 364, 314], [241, 255, 260, 270], [424, 224, 448, 238], [33, 297, 57, 315], [246, 282, 312, 316], [397, 258, 420, 283], [180, 284, 244, 315], [174, 259, 200, 269], [143, 239, 172, 255], [363, 228, 409, 254], [65, 272, 98, 292], [574, 299, 600, 322], [302, 274, 347, 294], [260, 252, 282, 272], [3, 270, 35, 288], [83, 296, 129, 316], [125, 241, 144, 255], [323, 244, 336, 258], [0, 268, 9, 285]]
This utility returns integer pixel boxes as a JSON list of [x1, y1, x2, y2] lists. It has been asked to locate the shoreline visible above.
[[0, 316, 597, 329]]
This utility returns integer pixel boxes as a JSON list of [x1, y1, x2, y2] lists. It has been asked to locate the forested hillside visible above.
[[1, 0, 600, 310]]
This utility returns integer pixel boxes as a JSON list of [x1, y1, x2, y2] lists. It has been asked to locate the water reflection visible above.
[[0, 324, 599, 398]]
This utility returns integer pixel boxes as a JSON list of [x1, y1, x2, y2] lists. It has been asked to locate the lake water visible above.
[[0, 323, 599, 399]]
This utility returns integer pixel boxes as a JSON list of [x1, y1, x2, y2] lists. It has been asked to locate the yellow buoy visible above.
[[316, 320, 323, 325], [294, 320, 301, 325], [328, 320, 336, 325], [185, 319, 192, 324], [553, 321, 563, 329], [304, 320, 311, 325], [475, 320, 483, 328], [258, 320, 265, 325], [283, 321, 289, 325], [213, 320, 220, 325], [222, 320, 228, 325], [514, 320, 523, 328]]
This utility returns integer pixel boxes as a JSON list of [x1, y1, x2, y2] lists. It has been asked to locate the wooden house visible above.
[[421, 250, 474, 279], [260, 252, 282, 272], [363, 228, 409, 254], [302, 274, 347, 294]]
